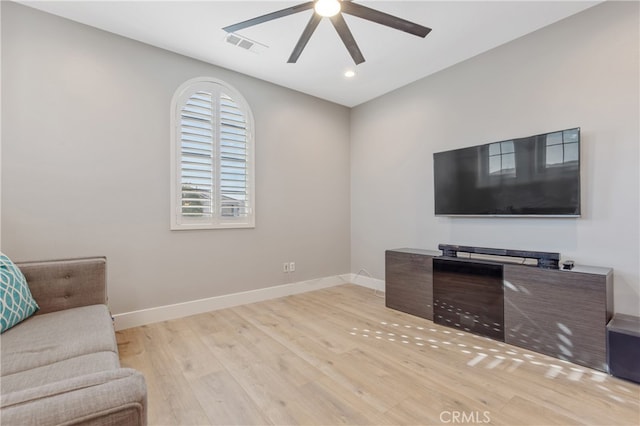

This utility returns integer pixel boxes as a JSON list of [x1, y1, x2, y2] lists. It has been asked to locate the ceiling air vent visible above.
[[224, 33, 268, 54]]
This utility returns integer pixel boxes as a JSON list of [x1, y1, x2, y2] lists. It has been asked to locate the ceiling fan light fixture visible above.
[[314, 0, 341, 18], [223, 0, 431, 65]]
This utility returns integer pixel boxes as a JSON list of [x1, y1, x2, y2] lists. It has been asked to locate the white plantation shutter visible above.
[[219, 94, 250, 217], [181, 91, 214, 217], [171, 78, 255, 230]]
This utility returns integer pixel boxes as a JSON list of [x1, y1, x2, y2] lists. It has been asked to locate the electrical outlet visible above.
[[289, 262, 296, 272], [283, 262, 289, 273]]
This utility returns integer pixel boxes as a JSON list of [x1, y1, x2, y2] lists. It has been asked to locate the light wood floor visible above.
[[116, 284, 640, 425]]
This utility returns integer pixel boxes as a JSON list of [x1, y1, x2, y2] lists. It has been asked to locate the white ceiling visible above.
[[19, 1, 601, 107]]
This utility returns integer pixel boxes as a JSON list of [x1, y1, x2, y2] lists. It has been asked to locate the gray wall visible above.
[[351, 1, 639, 315], [1, 2, 351, 314], [3, 2, 639, 317]]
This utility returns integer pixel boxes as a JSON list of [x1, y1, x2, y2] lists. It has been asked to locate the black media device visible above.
[[438, 244, 560, 269], [433, 127, 580, 217]]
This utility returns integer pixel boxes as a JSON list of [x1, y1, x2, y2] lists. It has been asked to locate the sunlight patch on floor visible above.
[[347, 321, 637, 405]]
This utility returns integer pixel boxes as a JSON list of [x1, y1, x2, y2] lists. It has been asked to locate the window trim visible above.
[[170, 77, 255, 230]]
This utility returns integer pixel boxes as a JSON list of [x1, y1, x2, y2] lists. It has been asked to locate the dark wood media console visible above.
[[385, 248, 613, 372], [503, 264, 613, 371], [385, 249, 436, 320]]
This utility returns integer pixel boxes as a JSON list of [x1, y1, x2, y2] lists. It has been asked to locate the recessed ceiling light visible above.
[[344, 70, 356, 78]]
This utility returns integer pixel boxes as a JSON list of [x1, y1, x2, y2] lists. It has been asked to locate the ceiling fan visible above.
[[223, 0, 431, 65]]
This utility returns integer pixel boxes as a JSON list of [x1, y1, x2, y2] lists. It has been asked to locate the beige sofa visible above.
[[0, 257, 147, 425]]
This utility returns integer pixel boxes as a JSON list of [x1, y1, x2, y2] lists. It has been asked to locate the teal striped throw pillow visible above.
[[1, 252, 39, 333]]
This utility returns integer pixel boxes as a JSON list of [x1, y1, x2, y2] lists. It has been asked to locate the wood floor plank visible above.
[[156, 317, 226, 380], [189, 370, 271, 425], [116, 326, 145, 358], [117, 350, 180, 425], [493, 395, 582, 425], [197, 317, 316, 424], [117, 284, 640, 425], [296, 376, 389, 425], [135, 323, 211, 424], [213, 308, 323, 387]]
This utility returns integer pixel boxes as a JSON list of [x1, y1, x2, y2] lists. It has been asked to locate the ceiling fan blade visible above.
[[330, 13, 365, 65], [288, 13, 323, 63], [223, 1, 314, 33], [340, 1, 432, 38]]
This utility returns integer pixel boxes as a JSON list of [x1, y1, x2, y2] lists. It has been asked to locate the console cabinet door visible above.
[[385, 251, 433, 320], [503, 265, 611, 371]]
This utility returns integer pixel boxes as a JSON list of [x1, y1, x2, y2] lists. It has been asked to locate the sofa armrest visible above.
[[16, 257, 107, 315], [0, 368, 147, 426]]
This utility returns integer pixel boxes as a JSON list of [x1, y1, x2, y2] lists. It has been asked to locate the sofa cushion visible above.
[[18, 257, 106, 315], [0, 252, 39, 333], [1, 368, 147, 426], [0, 304, 117, 376], [1, 351, 120, 394]]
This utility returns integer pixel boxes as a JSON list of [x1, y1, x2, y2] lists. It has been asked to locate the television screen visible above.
[[434, 128, 580, 216]]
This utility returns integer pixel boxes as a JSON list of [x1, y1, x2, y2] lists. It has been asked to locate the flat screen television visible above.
[[434, 127, 580, 217]]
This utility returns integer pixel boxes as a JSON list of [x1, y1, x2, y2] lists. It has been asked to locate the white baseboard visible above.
[[347, 273, 385, 292], [113, 274, 355, 331]]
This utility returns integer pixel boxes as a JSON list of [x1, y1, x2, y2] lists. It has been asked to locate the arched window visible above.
[[171, 77, 255, 230]]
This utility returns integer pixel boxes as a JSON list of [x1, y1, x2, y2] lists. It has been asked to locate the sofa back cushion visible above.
[[17, 257, 107, 315]]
